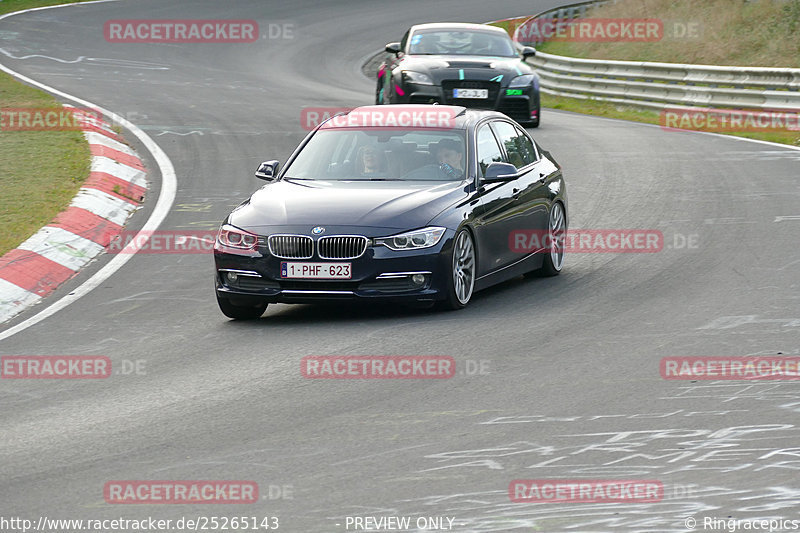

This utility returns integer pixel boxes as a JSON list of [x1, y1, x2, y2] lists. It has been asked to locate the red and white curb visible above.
[[0, 106, 147, 323]]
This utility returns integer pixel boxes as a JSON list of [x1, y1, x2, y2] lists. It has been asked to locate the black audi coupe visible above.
[[214, 105, 566, 319], [376, 23, 541, 127]]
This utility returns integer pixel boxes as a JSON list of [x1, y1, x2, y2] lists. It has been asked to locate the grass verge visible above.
[[0, 0, 94, 257], [536, 0, 800, 67], [541, 93, 800, 147], [528, 0, 800, 147]]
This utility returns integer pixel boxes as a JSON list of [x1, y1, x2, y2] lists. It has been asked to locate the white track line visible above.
[[0, 1, 177, 341]]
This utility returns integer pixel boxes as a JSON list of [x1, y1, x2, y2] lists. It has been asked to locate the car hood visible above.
[[400, 55, 533, 85], [228, 179, 469, 233]]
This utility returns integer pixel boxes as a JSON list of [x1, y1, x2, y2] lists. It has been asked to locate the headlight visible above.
[[402, 71, 434, 85], [374, 227, 446, 251], [509, 74, 536, 88], [216, 224, 258, 250]]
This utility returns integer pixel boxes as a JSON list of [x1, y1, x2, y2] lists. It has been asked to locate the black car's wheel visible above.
[[528, 202, 565, 277], [217, 295, 267, 320], [440, 228, 476, 310]]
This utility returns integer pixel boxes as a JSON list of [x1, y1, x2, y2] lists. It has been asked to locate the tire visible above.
[[217, 295, 267, 320], [531, 201, 565, 277], [439, 228, 476, 310]]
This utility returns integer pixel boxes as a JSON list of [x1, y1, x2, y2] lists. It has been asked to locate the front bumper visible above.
[[214, 231, 455, 305], [400, 81, 538, 123]]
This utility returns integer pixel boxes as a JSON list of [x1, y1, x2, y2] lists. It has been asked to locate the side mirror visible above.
[[385, 42, 401, 55], [255, 160, 279, 181], [521, 46, 536, 59], [482, 162, 518, 182]]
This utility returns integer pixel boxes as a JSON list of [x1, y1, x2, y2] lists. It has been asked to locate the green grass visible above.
[[0, 0, 94, 256], [497, 0, 800, 148], [541, 93, 800, 148], [535, 0, 800, 67], [0, 0, 92, 16]]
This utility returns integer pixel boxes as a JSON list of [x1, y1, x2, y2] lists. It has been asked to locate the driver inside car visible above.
[[403, 138, 465, 180]]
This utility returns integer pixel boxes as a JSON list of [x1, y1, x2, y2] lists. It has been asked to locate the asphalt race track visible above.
[[1, 1, 799, 531]]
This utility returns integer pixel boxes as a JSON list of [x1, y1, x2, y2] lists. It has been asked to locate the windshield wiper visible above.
[[345, 178, 401, 181]]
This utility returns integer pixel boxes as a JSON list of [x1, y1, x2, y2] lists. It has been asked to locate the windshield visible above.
[[408, 29, 516, 57], [283, 129, 467, 182]]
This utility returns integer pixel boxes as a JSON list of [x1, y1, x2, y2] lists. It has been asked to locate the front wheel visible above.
[[439, 229, 476, 310], [217, 295, 267, 320]]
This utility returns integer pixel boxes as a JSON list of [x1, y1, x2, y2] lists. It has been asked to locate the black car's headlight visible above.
[[216, 224, 258, 250], [509, 74, 536, 88], [402, 70, 434, 86], [374, 227, 446, 251]]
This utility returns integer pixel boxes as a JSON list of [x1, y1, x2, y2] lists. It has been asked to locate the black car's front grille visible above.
[[268, 235, 313, 259], [441, 80, 500, 108], [498, 98, 530, 121], [317, 236, 368, 260]]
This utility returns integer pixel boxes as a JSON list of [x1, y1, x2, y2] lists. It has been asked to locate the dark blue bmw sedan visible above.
[[214, 104, 566, 319]]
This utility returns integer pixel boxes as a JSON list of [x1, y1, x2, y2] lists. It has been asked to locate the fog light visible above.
[[226, 272, 238, 282], [411, 274, 426, 285]]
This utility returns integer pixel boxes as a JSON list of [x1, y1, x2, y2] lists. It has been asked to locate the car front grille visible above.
[[499, 98, 531, 121], [442, 80, 500, 108], [317, 236, 369, 260], [268, 235, 314, 259]]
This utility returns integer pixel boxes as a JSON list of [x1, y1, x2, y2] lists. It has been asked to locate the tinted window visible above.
[[515, 126, 538, 164], [408, 30, 516, 57], [476, 125, 504, 178], [492, 121, 536, 169]]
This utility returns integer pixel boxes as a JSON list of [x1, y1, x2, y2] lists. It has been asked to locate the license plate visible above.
[[281, 262, 351, 279], [453, 88, 488, 99]]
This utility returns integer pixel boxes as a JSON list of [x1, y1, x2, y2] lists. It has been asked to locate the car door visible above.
[[471, 121, 520, 275], [489, 121, 551, 255]]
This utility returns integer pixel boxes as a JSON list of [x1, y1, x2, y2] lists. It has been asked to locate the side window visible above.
[[400, 30, 410, 53], [476, 125, 504, 178], [491, 121, 535, 169], [514, 126, 539, 165]]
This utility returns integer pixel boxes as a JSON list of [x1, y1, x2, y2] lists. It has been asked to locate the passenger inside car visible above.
[[355, 146, 387, 177]]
